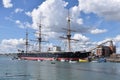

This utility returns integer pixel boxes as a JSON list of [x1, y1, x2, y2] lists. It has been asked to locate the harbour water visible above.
[[0, 56, 120, 80]]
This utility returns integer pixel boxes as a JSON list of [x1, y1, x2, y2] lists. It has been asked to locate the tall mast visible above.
[[38, 24, 42, 52], [25, 29, 28, 53], [60, 10, 78, 52], [67, 10, 71, 52], [37, 16, 42, 53]]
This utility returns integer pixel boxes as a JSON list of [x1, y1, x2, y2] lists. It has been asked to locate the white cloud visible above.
[[15, 8, 24, 13], [97, 35, 120, 45], [15, 20, 31, 28], [0, 39, 25, 53], [5, 16, 31, 29], [1, 39, 24, 46], [15, 20, 21, 24], [0, 38, 54, 53], [2, 0, 13, 8], [15, 20, 24, 28], [90, 28, 107, 34], [78, 0, 120, 21], [73, 33, 89, 42], [25, 11, 31, 17], [76, 19, 83, 24], [30, 0, 68, 30], [113, 35, 120, 42], [71, 6, 83, 25]]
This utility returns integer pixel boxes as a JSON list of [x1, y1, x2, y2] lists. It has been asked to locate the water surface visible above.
[[0, 56, 120, 80]]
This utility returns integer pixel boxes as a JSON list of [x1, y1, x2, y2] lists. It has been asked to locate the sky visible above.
[[1, 0, 120, 53]]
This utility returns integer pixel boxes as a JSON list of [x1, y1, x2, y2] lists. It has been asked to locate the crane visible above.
[[90, 40, 114, 52]]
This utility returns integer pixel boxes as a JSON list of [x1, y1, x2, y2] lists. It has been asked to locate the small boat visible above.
[[51, 62, 55, 64], [91, 60, 98, 63], [91, 57, 106, 63], [69, 60, 77, 63], [79, 59, 88, 62], [51, 60, 56, 64], [98, 57, 106, 63], [60, 59, 65, 62], [37, 59, 40, 62]]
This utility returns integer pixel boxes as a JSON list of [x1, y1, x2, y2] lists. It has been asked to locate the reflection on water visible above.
[[0, 56, 120, 80]]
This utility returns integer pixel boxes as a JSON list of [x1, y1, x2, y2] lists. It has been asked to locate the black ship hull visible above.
[[17, 51, 90, 61]]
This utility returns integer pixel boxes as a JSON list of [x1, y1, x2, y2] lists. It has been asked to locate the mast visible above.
[[37, 16, 42, 52], [25, 29, 28, 53], [35, 17, 46, 52], [38, 23, 42, 52], [60, 10, 76, 52], [67, 10, 71, 52], [59, 10, 79, 52]]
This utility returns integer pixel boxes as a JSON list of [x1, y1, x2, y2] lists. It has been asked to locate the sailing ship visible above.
[[17, 11, 90, 61]]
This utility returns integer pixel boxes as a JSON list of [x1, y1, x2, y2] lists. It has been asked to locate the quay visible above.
[[106, 54, 120, 62]]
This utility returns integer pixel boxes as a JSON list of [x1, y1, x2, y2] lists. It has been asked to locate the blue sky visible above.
[[1, 0, 120, 53]]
